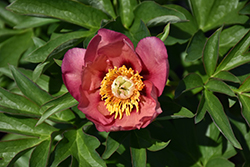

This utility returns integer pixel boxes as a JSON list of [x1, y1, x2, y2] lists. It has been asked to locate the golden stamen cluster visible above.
[[100, 65, 144, 119]]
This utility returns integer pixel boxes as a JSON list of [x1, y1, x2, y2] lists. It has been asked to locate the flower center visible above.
[[100, 65, 144, 119], [111, 76, 135, 99]]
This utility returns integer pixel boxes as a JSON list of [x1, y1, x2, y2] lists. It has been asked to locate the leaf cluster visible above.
[[0, 0, 250, 166]]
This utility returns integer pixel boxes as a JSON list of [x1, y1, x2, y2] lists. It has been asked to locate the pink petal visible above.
[[84, 28, 134, 63], [78, 89, 115, 126], [136, 37, 169, 96], [98, 39, 142, 72], [62, 48, 86, 102], [81, 54, 112, 91]]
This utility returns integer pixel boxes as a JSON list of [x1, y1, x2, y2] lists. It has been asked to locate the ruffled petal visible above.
[[62, 48, 86, 102], [81, 54, 112, 91], [84, 28, 134, 63], [136, 37, 169, 96], [98, 39, 142, 72], [78, 89, 115, 126]]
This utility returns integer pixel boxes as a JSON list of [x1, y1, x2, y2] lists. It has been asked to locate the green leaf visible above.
[[14, 17, 59, 29], [130, 148, 146, 167], [0, 138, 41, 167], [238, 76, 250, 93], [134, 1, 186, 26], [0, 30, 33, 67], [195, 93, 207, 124], [30, 139, 51, 167], [238, 93, 250, 127], [88, 0, 116, 19], [53, 59, 62, 67], [185, 30, 207, 62], [0, 113, 57, 136], [51, 127, 105, 167], [166, 4, 198, 35], [197, 116, 237, 165], [0, 66, 51, 93], [9, 65, 52, 106], [147, 140, 170, 152], [189, 0, 248, 31], [130, 129, 170, 153], [219, 25, 250, 55], [240, 2, 250, 15], [157, 23, 170, 42], [230, 118, 250, 163], [213, 71, 240, 83], [205, 79, 235, 97], [205, 157, 234, 167], [36, 92, 78, 126], [0, 1, 26, 27], [125, 19, 150, 47], [7, 0, 108, 29], [0, 87, 40, 116], [216, 30, 250, 72], [0, 28, 27, 37], [102, 131, 129, 159], [32, 62, 50, 82], [146, 15, 183, 27], [158, 97, 195, 120], [175, 73, 204, 98], [204, 89, 241, 149], [26, 30, 95, 63], [118, 0, 137, 29], [203, 27, 222, 77]]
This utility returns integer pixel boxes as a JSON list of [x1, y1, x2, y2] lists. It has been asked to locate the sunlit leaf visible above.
[[238, 93, 250, 127], [216, 31, 250, 72], [130, 148, 146, 167], [36, 92, 77, 125], [9, 65, 52, 106], [32, 62, 50, 82], [134, 1, 186, 26], [118, 0, 137, 29], [166, 4, 198, 35], [203, 27, 222, 77], [185, 30, 206, 62], [7, 0, 108, 29], [30, 139, 51, 167], [189, 0, 248, 31], [204, 89, 241, 149], [0, 138, 41, 167], [205, 79, 235, 97], [206, 157, 234, 167], [0, 113, 57, 136], [25, 30, 95, 63], [213, 71, 240, 83], [14, 17, 59, 29], [51, 127, 105, 167], [219, 25, 250, 55], [157, 23, 170, 42], [0, 87, 40, 116], [238, 76, 250, 93]]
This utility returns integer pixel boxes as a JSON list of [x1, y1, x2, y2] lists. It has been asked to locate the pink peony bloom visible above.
[[62, 28, 169, 132]]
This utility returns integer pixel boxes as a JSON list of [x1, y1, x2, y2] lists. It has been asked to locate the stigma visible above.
[[100, 65, 144, 119]]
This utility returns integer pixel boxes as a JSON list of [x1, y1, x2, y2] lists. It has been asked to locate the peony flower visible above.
[[62, 28, 169, 132]]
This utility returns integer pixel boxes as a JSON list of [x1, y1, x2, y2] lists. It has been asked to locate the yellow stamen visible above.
[[99, 65, 144, 119]]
